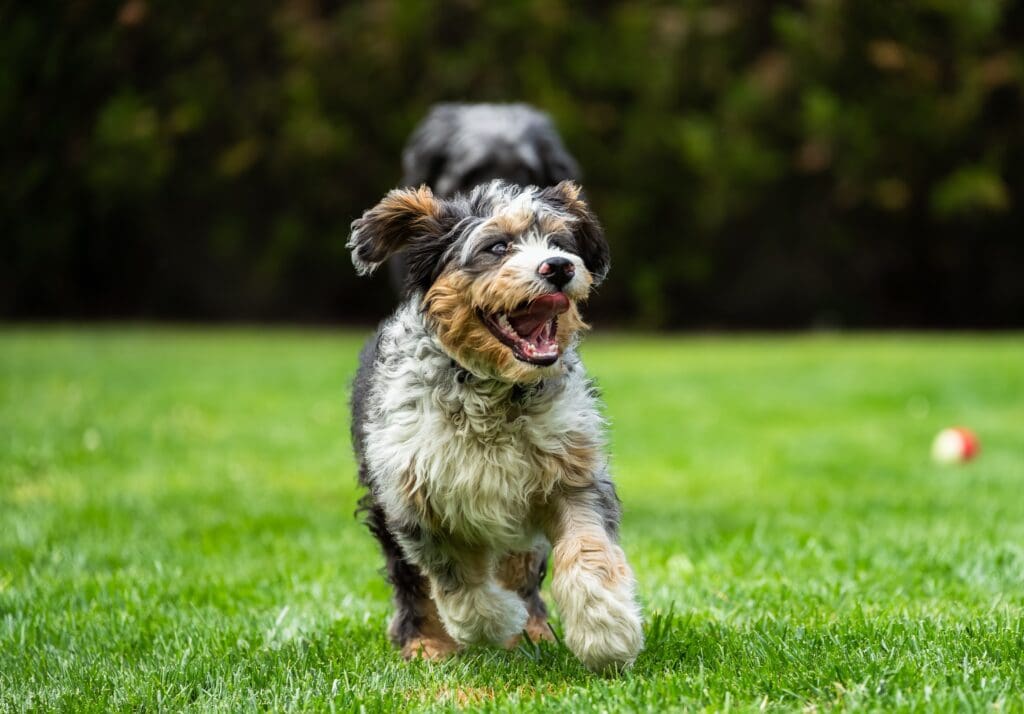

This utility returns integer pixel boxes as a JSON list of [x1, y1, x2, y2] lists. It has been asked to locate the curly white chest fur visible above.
[[362, 304, 605, 547]]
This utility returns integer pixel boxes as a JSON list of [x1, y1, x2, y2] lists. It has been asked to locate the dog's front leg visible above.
[[544, 479, 644, 672], [403, 536, 528, 647]]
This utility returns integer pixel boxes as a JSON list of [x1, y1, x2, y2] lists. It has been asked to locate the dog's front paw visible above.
[[565, 584, 643, 673], [552, 541, 644, 673], [435, 581, 529, 645]]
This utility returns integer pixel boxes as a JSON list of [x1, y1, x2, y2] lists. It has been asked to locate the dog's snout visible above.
[[537, 257, 575, 288]]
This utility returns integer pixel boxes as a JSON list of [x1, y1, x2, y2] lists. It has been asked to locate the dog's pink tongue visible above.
[[508, 293, 570, 338]]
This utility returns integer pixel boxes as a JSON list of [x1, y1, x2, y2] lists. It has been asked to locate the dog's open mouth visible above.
[[479, 293, 570, 366]]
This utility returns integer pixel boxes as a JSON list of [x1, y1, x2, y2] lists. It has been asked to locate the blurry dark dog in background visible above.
[[388, 103, 580, 293]]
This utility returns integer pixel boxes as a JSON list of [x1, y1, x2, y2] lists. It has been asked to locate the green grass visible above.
[[2, 328, 1024, 712]]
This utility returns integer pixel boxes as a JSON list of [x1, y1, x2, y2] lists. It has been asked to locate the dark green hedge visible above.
[[4, 1, 1023, 326]]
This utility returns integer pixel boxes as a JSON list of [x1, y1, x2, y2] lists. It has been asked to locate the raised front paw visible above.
[[564, 583, 644, 673], [552, 540, 644, 673]]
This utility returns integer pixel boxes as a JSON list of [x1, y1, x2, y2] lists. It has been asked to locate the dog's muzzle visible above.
[[479, 293, 570, 366]]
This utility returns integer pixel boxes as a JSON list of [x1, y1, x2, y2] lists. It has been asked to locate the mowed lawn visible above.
[[2, 328, 1023, 712]]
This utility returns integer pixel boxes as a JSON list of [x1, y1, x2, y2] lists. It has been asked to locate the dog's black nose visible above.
[[537, 257, 575, 288]]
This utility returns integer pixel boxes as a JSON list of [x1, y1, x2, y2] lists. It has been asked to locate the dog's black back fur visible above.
[[352, 326, 436, 646]]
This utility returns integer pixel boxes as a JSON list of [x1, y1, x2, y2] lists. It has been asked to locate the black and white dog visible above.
[[389, 103, 580, 293], [401, 102, 579, 199], [381, 102, 583, 634], [349, 180, 643, 672]]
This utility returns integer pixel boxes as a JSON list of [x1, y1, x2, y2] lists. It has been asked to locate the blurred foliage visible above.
[[2, 0, 1023, 326]]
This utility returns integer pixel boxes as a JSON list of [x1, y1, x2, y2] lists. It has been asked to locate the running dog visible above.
[[349, 179, 642, 672]]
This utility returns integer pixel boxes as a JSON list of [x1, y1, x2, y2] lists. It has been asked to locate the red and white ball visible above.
[[931, 427, 979, 464]]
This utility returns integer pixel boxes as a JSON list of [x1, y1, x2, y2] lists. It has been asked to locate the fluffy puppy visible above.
[[389, 103, 580, 293], [384, 103, 580, 611], [349, 180, 643, 673]]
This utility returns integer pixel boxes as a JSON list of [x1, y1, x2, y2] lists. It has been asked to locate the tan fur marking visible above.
[[490, 210, 534, 237], [538, 213, 570, 236], [388, 185, 442, 223], [398, 461, 441, 528], [422, 253, 593, 383], [352, 186, 445, 271], [555, 180, 582, 201], [424, 268, 588, 383], [552, 529, 628, 589], [381, 187, 443, 248], [495, 550, 556, 647], [402, 635, 460, 660], [540, 487, 643, 671], [504, 616, 556, 648], [423, 271, 520, 380], [544, 439, 600, 488], [547, 182, 602, 262], [542, 492, 628, 590], [495, 551, 534, 592], [468, 267, 540, 314], [525, 614, 556, 642], [400, 597, 460, 661]]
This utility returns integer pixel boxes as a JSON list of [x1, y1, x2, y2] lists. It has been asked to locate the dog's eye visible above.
[[489, 241, 509, 256], [549, 235, 576, 253]]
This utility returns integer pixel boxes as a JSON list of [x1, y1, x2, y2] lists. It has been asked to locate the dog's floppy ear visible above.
[[541, 181, 610, 285], [348, 186, 446, 276]]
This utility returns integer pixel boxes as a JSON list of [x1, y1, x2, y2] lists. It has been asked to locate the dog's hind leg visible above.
[[496, 546, 556, 646], [396, 535, 528, 647], [361, 497, 459, 660]]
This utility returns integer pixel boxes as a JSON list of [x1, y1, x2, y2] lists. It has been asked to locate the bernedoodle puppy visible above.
[[348, 179, 643, 672]]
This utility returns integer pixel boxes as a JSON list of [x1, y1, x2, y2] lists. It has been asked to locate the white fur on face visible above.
[[456, 184, 544, 264], [452, 185, 593, 304], [500, 235, 591, 301]]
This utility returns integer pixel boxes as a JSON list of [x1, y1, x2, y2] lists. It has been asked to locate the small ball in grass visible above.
[[931, 427, 979, 464]]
